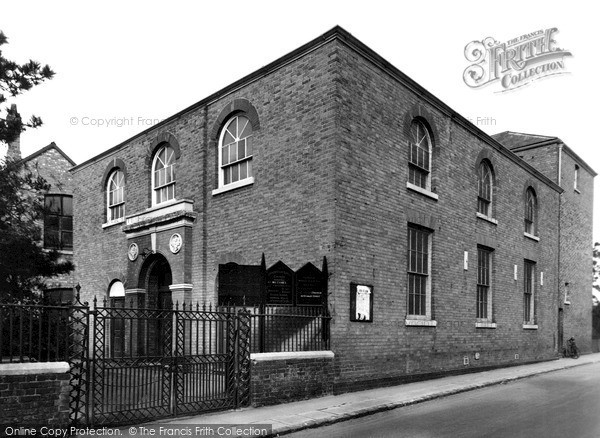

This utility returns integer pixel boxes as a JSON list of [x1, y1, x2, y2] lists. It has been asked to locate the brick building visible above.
[[3, 128, 76, 300], [71, 27, 595, 392]]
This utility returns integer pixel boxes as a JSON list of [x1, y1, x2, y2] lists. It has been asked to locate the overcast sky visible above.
[[3, 0, 599, 240]]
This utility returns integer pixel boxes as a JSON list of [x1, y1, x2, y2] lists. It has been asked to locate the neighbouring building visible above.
[[71, 26, 595, 394], [2, 121, 76, 301]]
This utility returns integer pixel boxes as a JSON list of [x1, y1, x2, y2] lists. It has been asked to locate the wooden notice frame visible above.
[[266, 261, 294, 305], [350, 283, 373, 322]]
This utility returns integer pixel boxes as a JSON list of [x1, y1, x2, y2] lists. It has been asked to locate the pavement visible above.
[[144, 353, 600, 437]]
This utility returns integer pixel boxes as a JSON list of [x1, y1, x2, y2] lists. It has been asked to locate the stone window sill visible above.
[[476, 212, 498, 225], [523, 324, 538, 330], [405, 319, 437, 327], [102, 218, 125, 229], [524, 232, 540, 242], [43, 248, 73, 256], [212, 177, 254, 196], [406, 182, 438, 201], [476, 322, 497, 329]]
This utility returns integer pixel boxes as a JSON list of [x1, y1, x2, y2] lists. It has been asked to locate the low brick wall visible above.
[[250, 351, 334, 407], [0, 362, 71, 427]]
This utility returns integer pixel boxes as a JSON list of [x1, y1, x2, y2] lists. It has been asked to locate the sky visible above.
[[2, 0, 599, 240]]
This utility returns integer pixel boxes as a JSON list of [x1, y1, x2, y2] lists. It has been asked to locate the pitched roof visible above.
[[69, 26, 564, 193], [491, 131, 559, 149], [21, 142, 76, 167], [493, 131, 596, 176]]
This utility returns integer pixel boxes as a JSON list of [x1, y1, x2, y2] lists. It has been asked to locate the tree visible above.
[[0, 30, 54, 144], [0, 31, 72, 299], [0, 160, 74, 297]]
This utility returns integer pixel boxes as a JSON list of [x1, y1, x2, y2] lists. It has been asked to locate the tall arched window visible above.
[[408, 119, 432, 190], [107, 169, 125, 222], [219, 115, 253, 188], [477, 161, 493, 217], [525, 188, 537, 235], [152, 144, 176, 205]]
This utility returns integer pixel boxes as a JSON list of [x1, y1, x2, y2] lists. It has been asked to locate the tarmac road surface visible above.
[[286, 361, 600, 438]]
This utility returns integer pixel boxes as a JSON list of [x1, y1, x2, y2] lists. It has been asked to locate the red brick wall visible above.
[[73, 44, 337, 304], [72, 33, 586, 393], [26, 147, 76, 291], [0, 365, 71, 427], [559, 151, 594, 352], [250, 353, 334, 406], [329, 41, 561, 390], [516, 144, 595, 353]]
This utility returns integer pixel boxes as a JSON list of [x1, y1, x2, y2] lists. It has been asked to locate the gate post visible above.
[[235, 309, 251, 408], [68, 287, 90, 426]]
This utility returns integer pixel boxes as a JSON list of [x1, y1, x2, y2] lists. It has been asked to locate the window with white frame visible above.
[[407, 225, 432, 318], [524, 260, 536, 324], [477, 247, 493, 320], [152, 145, 176, 205], [107, 169, 125, 222], [218, 115, 253, 189], [525, 188, 537, 235], [408, 119, 432, 190], [477, 161, 493, 217], [574, 164, 580, 191]]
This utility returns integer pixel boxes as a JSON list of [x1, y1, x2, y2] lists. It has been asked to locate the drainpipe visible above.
[[557, 143, 563, 352]]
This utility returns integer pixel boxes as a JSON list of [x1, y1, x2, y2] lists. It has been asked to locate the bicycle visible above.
[[563, 337, 580, 359]]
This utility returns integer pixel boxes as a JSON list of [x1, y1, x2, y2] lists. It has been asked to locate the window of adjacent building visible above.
[[407, 225, 432, 318], [408, 119, 432, 190], [44, 195, 73, 250], [107, 169, 125, 222], [574, 164, 580, 191], [152, 144, 176, 205], [477, 161, 493, 217], [218, 115, 253, 188], [108, 280, 125, 358], [524, 188, 537, 235], [477, 247, 492, 320], [523, 260, 536, 324]]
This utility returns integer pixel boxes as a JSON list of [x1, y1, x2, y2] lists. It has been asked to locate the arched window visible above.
[[477, 161, 493, 216], [108, 280, 125, 358], [108, 280, 125, 298], [218, 115, 253, 188], [107, 169, 125, 222], [525, 188, 537, 235], [408, 119, 432, 190], [152, 144, 176, 205]]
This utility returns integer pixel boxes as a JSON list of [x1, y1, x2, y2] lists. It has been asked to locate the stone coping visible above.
[[251, 351, 334, 362], [0, 361, 70, 376]]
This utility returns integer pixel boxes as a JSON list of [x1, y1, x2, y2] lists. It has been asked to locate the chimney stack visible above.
[[6, 104, 22, 161]]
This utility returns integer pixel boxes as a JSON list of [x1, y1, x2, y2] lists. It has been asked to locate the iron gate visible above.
[[86, 301, 250, 426]]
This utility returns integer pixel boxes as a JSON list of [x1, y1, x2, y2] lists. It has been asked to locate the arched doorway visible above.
[[139, 254, 172, 356]]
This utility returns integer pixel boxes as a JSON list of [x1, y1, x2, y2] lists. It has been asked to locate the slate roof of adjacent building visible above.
[[493, 131, 596, 176], [491, 131, 559, 150]]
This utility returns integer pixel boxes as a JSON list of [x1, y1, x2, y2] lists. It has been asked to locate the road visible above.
[[286, 362, 600, 438]]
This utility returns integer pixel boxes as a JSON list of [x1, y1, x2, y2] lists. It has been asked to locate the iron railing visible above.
[[87, 300, 251, 426], [221, 304, 330, 353], [0, 301, 71, 363]]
